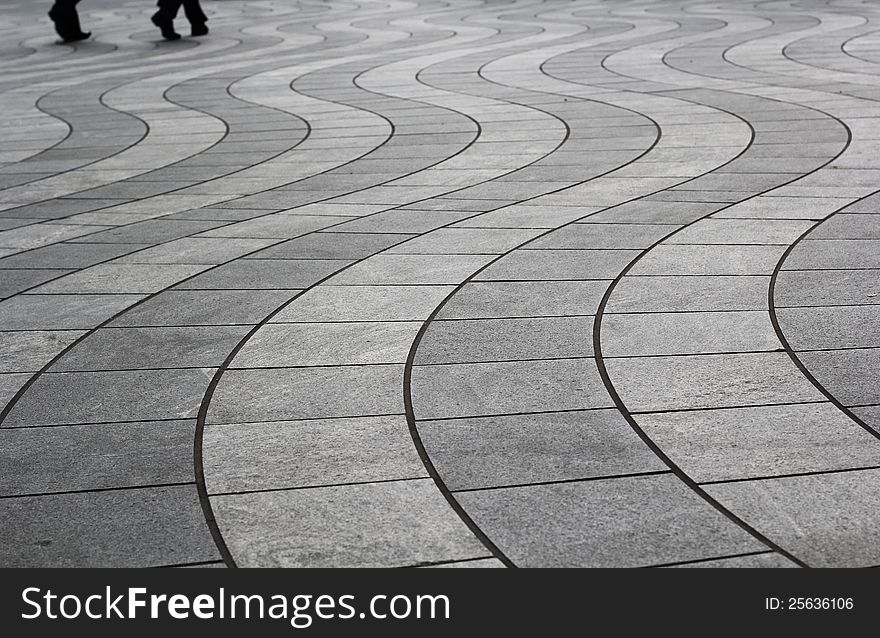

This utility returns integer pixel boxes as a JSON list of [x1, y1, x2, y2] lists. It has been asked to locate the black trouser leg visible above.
[[155, 0, 182, 20], [49, 0, 89, 42], [182, 0, 207, 25]]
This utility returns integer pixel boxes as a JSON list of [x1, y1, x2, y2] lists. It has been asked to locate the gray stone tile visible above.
[[273, 285, 451, 322], [608, 275, 770, 312], [114, 237, 274, 264], [436, 280, 608, 319], [0, 485, 218, 567], [176, 259, 350, 289], [797, 349, 880, 406], [0, 294, 143, 330], [775, 269, 880, 307], [664, 553, 798, 568], [782, 239, 880, 270], [387, 228, 541, 254], [602, 311, 779, 357], [0, 373, 30, 409], [417, 316, 593, 364], [109, 289, 294, 327], [606, 352, 825, 413], [809, 214, 880, 239], [456, 474, 764, 567], [852, 406, 880, 435], [31, 263, 210, 294], [418, 409, 665, 491], [0, 330, 86, 372], [587, 200, 723, 225], [0, 420, 196, 496], [211, 479, 485, 567], [3, 368, 214, 426], [52, 326, 250, 371], [207, 364, 404, 424], [0, 242, 150, 269], [630, 245, 786, 275], [67, 220, 224, 244], [530, 223, 673, 249], [713, 196, 841, 220], [454, 205, 596, 229], [0, 268, 72, 297], [476, 249, 638, 281], [203, 415, 427, 493], [252, 232, 411, 260], [196, 214, 349, 239], [232, 322, 420, 367], [637, 403, 880, 483], [706, 469, 880, 567], [668, 219, 812, 245], [420, 558, 504, 568], [330, 254, 493, 285], [334, 209, 472, 234], [778, 305, 880, 350], [411, 358, 612, 420]]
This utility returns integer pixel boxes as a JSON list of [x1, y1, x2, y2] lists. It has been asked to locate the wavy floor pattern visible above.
[[1, 0, 879, 568]]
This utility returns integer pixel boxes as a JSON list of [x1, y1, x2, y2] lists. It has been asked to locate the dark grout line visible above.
[[451, 470, 673, 494], [699, 464, 880, 486], [645, 550, 780, 569]]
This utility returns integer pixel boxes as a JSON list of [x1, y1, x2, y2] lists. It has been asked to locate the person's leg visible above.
[[181, 0, 208, 36], [152, 0, 182, 40], [49, 0, 90, 42]]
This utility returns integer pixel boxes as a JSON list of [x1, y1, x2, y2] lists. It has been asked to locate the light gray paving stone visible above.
[[329, 254, 494, 285], [782, 239, 880, 270], [52, 326, 250, 371], [775, 269, 880, 307], [706, 469, 880, 567], [231, 322, 420, 367], [530, 223, 673, 249], [630, 245, 787, 275], [587, 200, 723, 225], [273, 285, 452, 322], [777, 305, 880, 350], [456, 474, 765, 568], [0, 330, 86, 372], [387, 228, 541, 254], [31, 263, 211, 294], [809, 214, 880, 239], [411, 358, 612, 420], [251, 232, 412, 259], [3, 368, 214, 426], [435, 280, 608, 319], [663, 553, 798, 568], [608, 275, 770, 312], [602, 311, 780, 357], [176, 259, 350, 289], [667, 219, 813, 245], [454, 205, 598, 228], [605, 352, 826, 413], [66, 220, 225, 244], [0, 420, 196, 496], [851, 406, 880, 435], [475, 249, 638, 281], [417, 316, 593, 364], [418, 409, 666, 491], [637, 403, 880, 483], [114, 237, 274, 264], [211, 479, 486, 567], [0, 294, 144, 330], [333, 209, 473, 233], [797, 349, 880, 406], [0, 373, 31, 409], [712, 196, 842, 220], [109, 289, 296, 327], [0, 485, 218, 567], [207, 365, 404, 424], [203, 415, 427, 494], [196, 215, 351, 239]]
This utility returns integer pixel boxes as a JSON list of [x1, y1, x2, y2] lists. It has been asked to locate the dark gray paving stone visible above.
[[333, 209, 473, 233], [52, 326, 250, 371], [436, 280, 608, 319], [851, 406, 880, 436], [207, 364, 404, 424], [0, 485, 218, 567], [232, 322, 419, 367], [0, 199, 127, 221], [809, 214, 880, 239], [417, 316, 593, 364], [777, 305, 880, 350], [252, 232, 412, 260], [418, 409, 665, 491], [664, 553, 798, 568], [411, 358, 612, 420], [66, 220, 225, 244], [530, 223, 673, 249], [0, 330, 85, 373], [388, 228, 541, 254], [456, 474, 765, 568], [166, 208, 275, 222], [273, 285, 451, 322], [630, 245, 786, 275], [602, 311, 779, 357], [0, 268, 72, 297], [196, 214, 350, 239], [475, 249, 638, 281], [608, 275, 770, 312], [606, 352, 825, 413], [3, 368, 214, 426], [668, 218, 813, 245], [637, 403, 880, 483], [33, 263, 210, 294], [0, 373, 30, 409], [453, 204, 596, 229], [114, 237, 274, 264], [175, 259, 350, 289], [782, 239, 880, 270], [0, 294, 143, 330], [0, 242, 149, 269], [108, 289, 294, 327], [0, 420, 196, 496], [211, 479, 486, 567], [0, 219, 34, 231], [797, 349, 880, 406], [330, 254, 493, 285], [203, 415, 426, 493], [706, 469, 880, 567], [775, 268, 880, 307]]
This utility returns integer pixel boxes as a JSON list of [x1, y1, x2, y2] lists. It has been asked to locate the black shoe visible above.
[[64, 30, 91, 42], [49, 6, 89, 42], [191, 22, 208, 37], [151, 11, 180, 41]]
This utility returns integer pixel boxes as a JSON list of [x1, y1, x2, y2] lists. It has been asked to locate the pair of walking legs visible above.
[[152, 0, 209, 40]]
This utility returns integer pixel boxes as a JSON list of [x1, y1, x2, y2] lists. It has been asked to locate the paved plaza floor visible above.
[[1, 0, 880, 568]]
